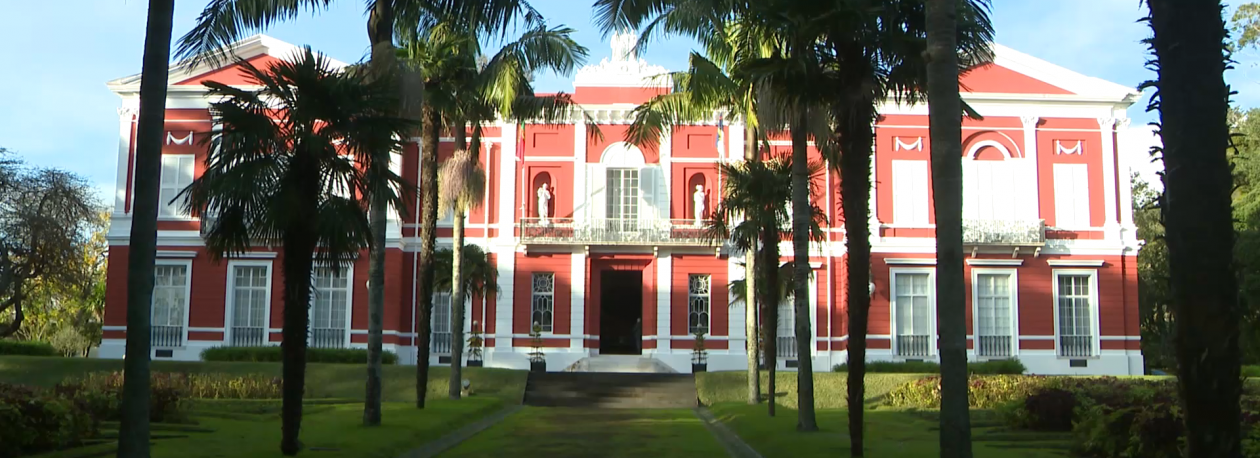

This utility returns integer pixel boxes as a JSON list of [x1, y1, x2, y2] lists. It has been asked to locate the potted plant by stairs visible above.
[[529, 322, 546, 372], [467, 320, 484, 367], [692, 330, 708, 373]]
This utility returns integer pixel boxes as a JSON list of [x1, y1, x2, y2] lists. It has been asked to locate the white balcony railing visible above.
[[520, 218, 721, 246], [977, 335, 1013, 358], [962, 219, 1046, 246], [152, 325, 183, 348], [310, 328, 345, 349], [1058, 335, 1094, 358], [230, 327, 266, 347], [896, 334, 932, 357]]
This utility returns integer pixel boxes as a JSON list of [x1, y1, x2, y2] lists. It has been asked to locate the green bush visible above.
[[55, 372, 188, 423], [201, 346, 398, 364], [833, 358, 1024, 375], [1021, 387, 1078, 431], [887, 374, 1050, 409], [0, 340, 58, 356], [0, 383, 95, 458]]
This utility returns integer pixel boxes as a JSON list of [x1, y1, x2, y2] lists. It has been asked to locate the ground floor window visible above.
[[974, 272, 1015, 358], [152, 263, 189, 348], [688, 274, 710, 335], [1055, 272, 1096, 357], [893, 270, 933, 357], [431, 292, 452, 355], [531, 273, 554, 332], [229, 265, 269, 347], [310, 267, 350, 348], [777, 296, 797, 359]]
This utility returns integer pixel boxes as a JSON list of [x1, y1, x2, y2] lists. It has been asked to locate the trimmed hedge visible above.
[[0, 340, 58, 356], [833, 358, 1026, 375], [695, 371, 927, 409], [201, 346, 398, 364], [0, 383, 95, 458]]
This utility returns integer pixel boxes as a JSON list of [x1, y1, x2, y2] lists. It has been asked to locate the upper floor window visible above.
[[963, 159, 1018, 220], [688, 274, 711, 334], [606, 168, 640, 223], [159, 155, 195, 218], [531, 273, 554, 332], [1053, 163, 1090, 228], [891, 160, 929, 226]]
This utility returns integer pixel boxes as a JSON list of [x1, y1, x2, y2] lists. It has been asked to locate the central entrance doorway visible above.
[[599, 270, 643, 355]]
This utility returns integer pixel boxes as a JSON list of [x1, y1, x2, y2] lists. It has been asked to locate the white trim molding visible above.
[[884, 258, 937, 266], [965, 259, 1024, 266], [156, 250, 198, 259], [1047, 259, 1105, 267]]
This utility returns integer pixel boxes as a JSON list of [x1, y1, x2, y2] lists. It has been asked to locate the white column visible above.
[[1021, 116, 1041, 220], [1098, 117, 1119, 233], [499, 123, 519, 243], [570, 250, 586, 350], [727, 255, 745, 346], [729, 122, 745, 161], [386, 149, 404, 244], [115, 106, 137, 214], [655, 251, 672, 352], [573, 121, 587, 220], [494, 250, 515, 349], [1116, 118, 1135, 228]]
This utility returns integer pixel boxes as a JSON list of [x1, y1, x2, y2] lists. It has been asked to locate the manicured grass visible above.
[[30, 399, 504, 458], [696, 371, 928, 409], [0, 355, 527, 402], [441, 407, 728, 458], [710, 403, 1073, 458]]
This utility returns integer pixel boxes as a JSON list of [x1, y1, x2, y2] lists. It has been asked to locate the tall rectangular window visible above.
[[688, 274, 711, 334], [963, 160, 1018, 220], [531, 273, 554, 332], [777, 296, 797, 359], [229, 265, 269, 347], [151, 264, 189, 348], [159, 155, 195, 218], [1053, 163, 1090, 228], [974, 272, 1014, 358], [430, 292, 452, 355], [606, 168, 639, 231], [893, 271, 933, 357], [892, 160, 929, 226], [1056, 273, 1095, 357], [310, 267, 349, 348]]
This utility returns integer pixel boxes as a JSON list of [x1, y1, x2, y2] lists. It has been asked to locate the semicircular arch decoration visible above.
[[600, 142, 647, 167], [963, 130, 1023, 160]]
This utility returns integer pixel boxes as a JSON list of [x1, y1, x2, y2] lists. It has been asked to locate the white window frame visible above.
[[688, 274, 711, 335], [1051, 269, 1101, 358], [309, 264, 354, 348], [891, 160, 930, 226], [1052, 163, 1090, 229], [431, 291, 453, 355], [890, 267, 936, 358], [970, 268, 1019, 359], [531, 272, 555, 333], [151, 259, 193, 348], [159, 154, 196, 220], [224, 260, 274, 347], [606, 168, 640, 226]]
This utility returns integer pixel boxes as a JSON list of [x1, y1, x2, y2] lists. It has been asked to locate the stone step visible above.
[[523, 371, 699, 409]]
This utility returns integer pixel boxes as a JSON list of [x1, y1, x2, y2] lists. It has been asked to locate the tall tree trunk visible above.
[[744, 122, 760, 405], [279, 231, 317, 456], [1147, 1, 1242, 456], [759, 227, 780, 417], [840, 101, 876, 457], [415, 106, 440, 408], [449, 124, 469, 400], [925, 1, 972, 456], [789, 113, 818, 431], [362, 0, 395, 427], [117, 1, 173, 456]]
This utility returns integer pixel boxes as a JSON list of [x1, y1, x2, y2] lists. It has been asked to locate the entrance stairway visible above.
[[523, 371, 699, 408], [563, 355, 675, 373]]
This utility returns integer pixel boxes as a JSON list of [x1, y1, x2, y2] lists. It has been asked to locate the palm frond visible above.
[[176, 0, 335, 67]]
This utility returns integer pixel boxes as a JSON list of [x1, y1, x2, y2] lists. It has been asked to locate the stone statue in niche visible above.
[[693, 185, 706, 226], [537, 183, 551, 225]]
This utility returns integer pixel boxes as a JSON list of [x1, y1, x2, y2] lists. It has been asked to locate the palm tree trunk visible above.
[[789, 113, 818, 431], [279, 231, 317, 456], [744, 122, 760, 405], [449, 207, 465, 399], [839, 101, 875, 457], [415, 107, 441, 409], [1147, 1, 1242, 456], [759, 227, 780, 417], [117, 1, 173, 456], [362, 0, 394, 427], [925, 1, 972, 456]]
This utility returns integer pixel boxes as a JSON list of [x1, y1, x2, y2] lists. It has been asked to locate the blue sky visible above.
[[0, 1, 1252, 203]]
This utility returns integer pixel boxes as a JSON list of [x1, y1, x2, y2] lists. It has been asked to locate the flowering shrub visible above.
[[0, 383, 94, 458]]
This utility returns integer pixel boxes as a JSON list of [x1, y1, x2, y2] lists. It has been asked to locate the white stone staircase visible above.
[[563, 355, 676, 373]]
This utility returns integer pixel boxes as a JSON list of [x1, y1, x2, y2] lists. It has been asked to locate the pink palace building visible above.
[[99, 33, 1145, 375]]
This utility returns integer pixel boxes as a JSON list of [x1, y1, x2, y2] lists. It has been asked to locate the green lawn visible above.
[[696, 371, 929, 409], [439, 407, 729, 458], [32, 399, 504, 458], [710, 404, 1073, 458], [0, 356, 527, 402]]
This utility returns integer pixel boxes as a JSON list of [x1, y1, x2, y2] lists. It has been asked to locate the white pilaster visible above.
[[729, 122, 745, 161], [727, 255, 745, 345], [570, 250, 586, 350], [386, 148, 404, 241], [1116, 118, 1135, 228], [656, 251, 672, 352], [499, 123, 519, 242], [1098, 117, 1119, 235], [115, 107, 137, 214], [660, 128, 672, 214], [573, 121, 587, 219], [1021, 116, 1041, 220], [495, 251, 515, 349]]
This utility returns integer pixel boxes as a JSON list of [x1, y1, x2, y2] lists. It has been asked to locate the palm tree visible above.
[[117, 1, 175, 457], [432, 245, 499, 302], [179, 49, 412, 455], [924, 0, 971, 455], [1145, 1, 1243, 456], [707, 156, 825, 417]]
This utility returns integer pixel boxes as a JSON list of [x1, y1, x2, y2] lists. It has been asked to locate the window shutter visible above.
[[1072, 166, 1090, 227], [655, 167, 669, 220], [638, 166, 656, 224], [992, 162, 1016, 220], [1053, 164, 1089, 228], [963, 161, 977, 220], [587, 164, 605, 221], [892, 160, 928, 226]]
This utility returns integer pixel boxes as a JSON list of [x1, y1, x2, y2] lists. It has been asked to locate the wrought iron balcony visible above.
[[519, 217, 721, 247], [962, 219, 1046, 247]]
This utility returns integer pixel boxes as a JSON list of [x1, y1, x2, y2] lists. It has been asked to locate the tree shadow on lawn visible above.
[[439, 407, 729, 458]]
